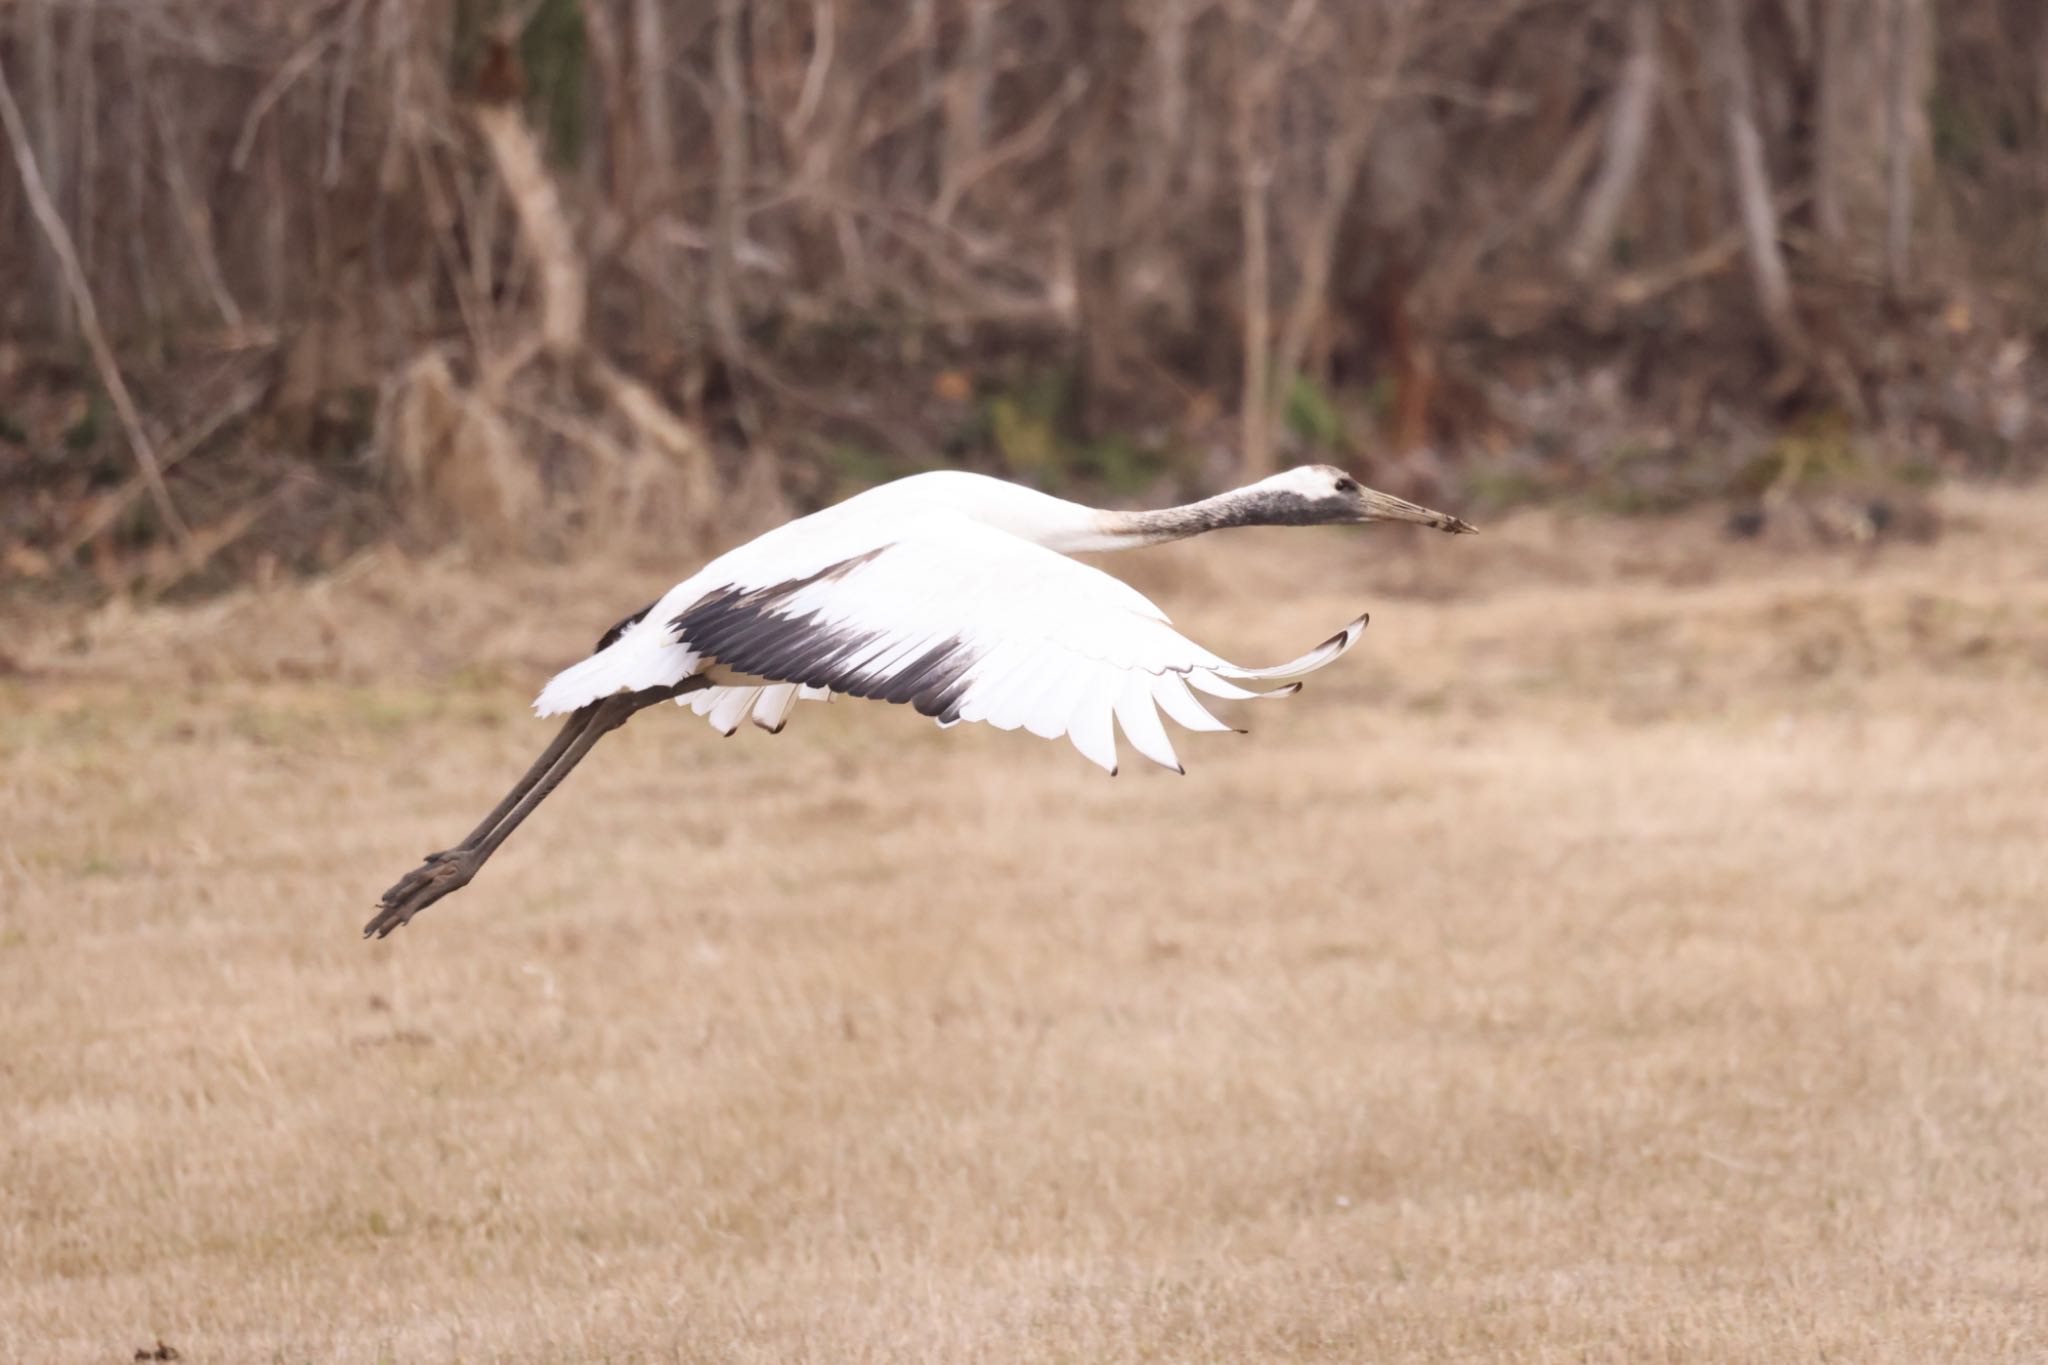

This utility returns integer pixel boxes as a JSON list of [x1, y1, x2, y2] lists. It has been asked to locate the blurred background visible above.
[[0, 0, 2042, 587], [5, 4, 2048, 1362]]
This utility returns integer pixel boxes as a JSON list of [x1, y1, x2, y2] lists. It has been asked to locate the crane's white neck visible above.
[[878, 467, 1394, 555]]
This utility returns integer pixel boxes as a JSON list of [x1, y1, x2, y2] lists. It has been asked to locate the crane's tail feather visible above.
[[750, 683, 802, 733], [534, 629, 697, 718], [1213, 612, 1369, 685], [704, 685, 765, 736]]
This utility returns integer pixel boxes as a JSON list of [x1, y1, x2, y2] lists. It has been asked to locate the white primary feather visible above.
[[1113, 670, 1183, 773], [533, 476, 1371, 773], [1151, 673, 1235, 734]]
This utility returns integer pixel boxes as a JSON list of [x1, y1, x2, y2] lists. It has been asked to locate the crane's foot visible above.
[[364, 848, 480, 939]]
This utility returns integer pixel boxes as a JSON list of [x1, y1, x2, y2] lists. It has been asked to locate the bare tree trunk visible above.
[[1270, 4, 1418, 425], [1813, 0, 1846, 241], [148, 80, 244, 329], [63, 1, 96, 296], [707, 0, 748, 358], [1567, 1, 1659, 279], [1713, 0, 1804, 356], [119, 23, 163, 337], [581, 0, 631, 211], [1226, 0, 1316, 475], [471, 98, 586, 357], [1883, 0, 1917, 291], [262, 121, 289, 318], [23, 1, 69, 335], [631, 0, 674, 189], [0, 61, 189, 547], [1237, 137, 1274, 478], [1068, 4, 1137, 436], [901, 0, 937, 199], [939, 0, 997, 216]]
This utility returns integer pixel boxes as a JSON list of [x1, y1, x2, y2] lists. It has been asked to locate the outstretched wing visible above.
[[656, 514, 1366, 774]]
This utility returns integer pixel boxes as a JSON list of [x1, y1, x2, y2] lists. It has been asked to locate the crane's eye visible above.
[[1334, 476, 1359, 494]]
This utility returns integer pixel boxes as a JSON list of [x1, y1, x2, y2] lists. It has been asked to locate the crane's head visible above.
[[1257, 465, 1477, 534]]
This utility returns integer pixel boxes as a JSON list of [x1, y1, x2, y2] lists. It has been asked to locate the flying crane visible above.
[[366, 465, 1474, 937]]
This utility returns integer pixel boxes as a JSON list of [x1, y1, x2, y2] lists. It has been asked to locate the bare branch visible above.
[[1566, 2, 1659, 280], [1713, 0, 1805, 356], [0, 57, 192, 548], [470, 100, 587, 356]]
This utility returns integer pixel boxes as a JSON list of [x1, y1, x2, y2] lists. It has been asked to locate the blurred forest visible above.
[[1, 0, 2044, 595]]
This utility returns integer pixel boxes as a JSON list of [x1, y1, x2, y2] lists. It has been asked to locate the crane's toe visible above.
[[365, 850, 480, 938]]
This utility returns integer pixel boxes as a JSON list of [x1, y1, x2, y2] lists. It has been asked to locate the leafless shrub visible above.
[[0, 0, 2041, 581]]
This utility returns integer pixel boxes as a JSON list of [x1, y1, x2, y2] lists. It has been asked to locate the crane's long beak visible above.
[[1360, 488, 1478, 534]]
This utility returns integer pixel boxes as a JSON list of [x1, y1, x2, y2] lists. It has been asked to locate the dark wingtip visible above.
[[1321, 616, 1369, 650]]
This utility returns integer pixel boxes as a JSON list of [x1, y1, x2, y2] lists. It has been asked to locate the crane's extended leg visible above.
[[364, 679, 707, 938]]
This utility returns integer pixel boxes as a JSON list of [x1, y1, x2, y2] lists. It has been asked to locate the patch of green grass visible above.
[[77, 853, 124, 878]]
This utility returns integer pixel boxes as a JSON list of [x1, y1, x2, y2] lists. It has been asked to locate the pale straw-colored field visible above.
[[4, 488, 2046, 1362]]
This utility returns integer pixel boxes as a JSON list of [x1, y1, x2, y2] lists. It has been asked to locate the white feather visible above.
[[1113, 671, 1182, 773], [1022, 661, 1093, 741], [1065, 670, 1121, 773], [707, 685, 762, 736], [1152, 673, 1234, 734], [751, 684, 799, 732], [1187, 671, 1283, 702]]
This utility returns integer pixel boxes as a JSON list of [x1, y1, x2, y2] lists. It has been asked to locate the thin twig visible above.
[[146, 78, 245, 328], [58, 376, 267, 560], [0, 59, 192, 548], [229, 12, 344, 172]]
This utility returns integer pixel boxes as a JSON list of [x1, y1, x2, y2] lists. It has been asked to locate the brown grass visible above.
[[4, 490, 2048, 1362]]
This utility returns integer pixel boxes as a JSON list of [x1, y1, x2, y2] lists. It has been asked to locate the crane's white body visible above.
[[533, 469, 1371, 775]]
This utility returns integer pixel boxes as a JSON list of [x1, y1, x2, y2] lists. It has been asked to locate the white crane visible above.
[[366, 464, 1473, 937]]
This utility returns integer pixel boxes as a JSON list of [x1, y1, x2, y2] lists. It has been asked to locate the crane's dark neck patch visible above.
[[1105, 489, 1352, 544]]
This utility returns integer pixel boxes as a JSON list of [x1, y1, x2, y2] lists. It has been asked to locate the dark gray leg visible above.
[[364, 679, 707, 938]]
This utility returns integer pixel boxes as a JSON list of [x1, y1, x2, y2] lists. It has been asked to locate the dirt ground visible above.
[[4, 488, 2047, 1363]]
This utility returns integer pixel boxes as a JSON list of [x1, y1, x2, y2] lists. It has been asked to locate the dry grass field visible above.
[[4, 490, 2047, 1362]]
